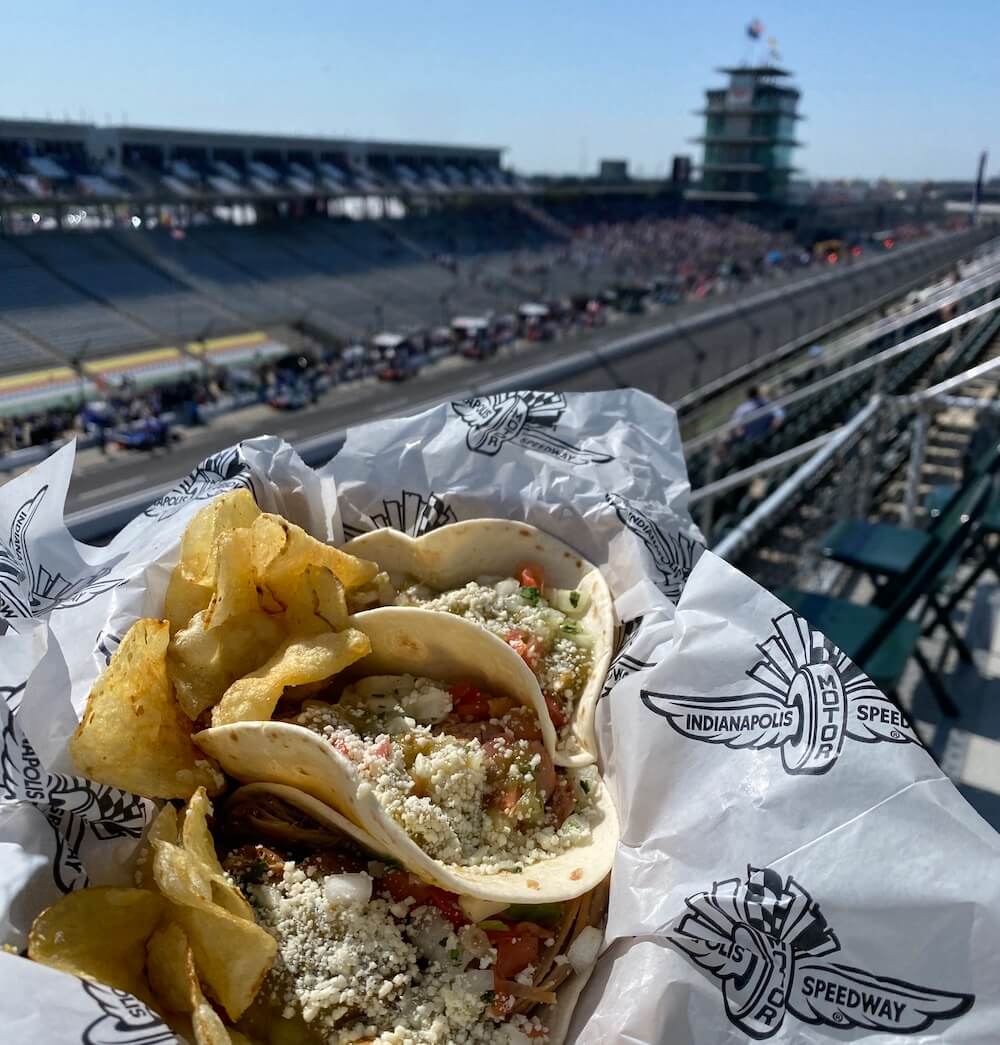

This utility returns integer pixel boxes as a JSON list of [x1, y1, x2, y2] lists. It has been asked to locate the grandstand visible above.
[[2, 113, 995, 821], [0, 118, 515, 209]]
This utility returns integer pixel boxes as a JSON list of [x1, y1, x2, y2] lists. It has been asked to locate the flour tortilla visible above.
[[343, 520, 616, 767], [196, 608, 618, 903], [224, 783, 603, 1045]]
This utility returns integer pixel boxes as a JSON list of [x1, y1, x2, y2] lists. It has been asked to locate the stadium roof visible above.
[[0, 117, 504, 161]]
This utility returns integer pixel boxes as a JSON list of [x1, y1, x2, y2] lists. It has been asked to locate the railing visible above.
[[57, 228, 999, 542], [711, 349, 1000, 567], [685, 273, 1000, 453]]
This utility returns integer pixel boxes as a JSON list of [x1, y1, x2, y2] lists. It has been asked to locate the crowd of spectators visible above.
[[0, 215, 950, 464], [561, 216, 805, 295]]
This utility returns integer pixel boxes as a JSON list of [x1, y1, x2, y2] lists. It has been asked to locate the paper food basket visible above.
[[0, 389, 996, 1043]]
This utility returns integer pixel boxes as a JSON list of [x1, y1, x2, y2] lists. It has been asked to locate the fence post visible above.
[[902, 407, 930, 526], [854, 388, 883, 518], [698, 442, 721, 543]]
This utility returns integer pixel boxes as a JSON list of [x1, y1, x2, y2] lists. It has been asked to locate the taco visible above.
[[196, 608, 619, 904], [223, 783, 608, 1045], [342, 521, 615, 767]]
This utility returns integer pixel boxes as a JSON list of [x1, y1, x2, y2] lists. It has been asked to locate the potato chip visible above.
[[70, 619, 224, 799], [136, 804, 179, 890], [180, 490, 261, 587], [28, 887, 165, 1007], [164, 568, 213, 635], [169, 610, 286, 721], [204, 529, 260, 631], [171, 903, 274, 1022], [191, 977, 234, 1045], [266, 563, 349, 636], [209, 628, 372, 726], [147, 922, 237, 1045], [152, 794, 277, 1021], [251, 514, 377, 592], [182, 789, 253, 920], [147, 921, 194, 1014]]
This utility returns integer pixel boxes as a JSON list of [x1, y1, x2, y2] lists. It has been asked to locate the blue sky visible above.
[[1, 1, 996, 180]]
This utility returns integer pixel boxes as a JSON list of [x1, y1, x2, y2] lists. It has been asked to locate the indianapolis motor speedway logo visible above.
[[81, 982, 175, 1045], [607, 493, 702, 601], [342, 490, 458, 540], [143, 445, 256, 521], [0, 486, 122, 621], [1, 685, 148, 893], [670, 867, 974, 1039], [642, 611, 919, 775], [452, 392, 613, 465], [601, 616, 655, 700]]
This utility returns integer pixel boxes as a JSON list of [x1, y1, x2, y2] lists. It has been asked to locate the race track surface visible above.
[[63, 233, 979, 518]]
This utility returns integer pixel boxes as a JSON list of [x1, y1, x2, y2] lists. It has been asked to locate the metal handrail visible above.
[[913, 352, 1000, 401], [686, 295, 1000, 452], [60, 230, 998, 542], [474, 231, 993, 399], [712, 397, 883, 561], [709, 353, 1000, 560], [688, 429, 838, 505], [674, 247, 1000, 418]]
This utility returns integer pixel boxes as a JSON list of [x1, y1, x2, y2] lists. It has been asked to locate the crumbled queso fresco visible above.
[[249, 861, 547, 1044], [295, 685, 599, 874], [397, 579, 593, 735]]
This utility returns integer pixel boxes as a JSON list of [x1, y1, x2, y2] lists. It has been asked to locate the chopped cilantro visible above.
[[580, 779, 591, 794], [505, 902, 564, 926], [512, 865, 523, 874], [439, 937, 448, 947], [569, 590, 581, 608], [560, 620, 580, 634], [449, 947, 461, 962], [482, 990, 496, 1003], [519, 585, 541, 605]]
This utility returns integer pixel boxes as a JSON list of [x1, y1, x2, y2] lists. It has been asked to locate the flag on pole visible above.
[[747, 19, 764, 39], [971, 151, 988, 226], [767, 36, 781, 61]]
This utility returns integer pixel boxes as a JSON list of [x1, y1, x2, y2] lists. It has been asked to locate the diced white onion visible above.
[[458, 924, 492, 961], [458, 896, 510, 922], [403, 682, 452, 724], [411, 910, 453, 963], [504, 1027, 532, 1045], [323, 872, 372, 906], [456, 968, 495, 997], [495, 578, 520, 596], [551, 587, 589, 616], [566, 925, 603, 974]]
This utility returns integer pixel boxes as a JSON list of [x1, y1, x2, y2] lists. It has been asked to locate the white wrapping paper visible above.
[[0, 388, 996, 1044]]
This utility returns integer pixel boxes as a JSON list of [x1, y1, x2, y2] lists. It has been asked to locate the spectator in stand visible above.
[[728, 385, 786, 444]]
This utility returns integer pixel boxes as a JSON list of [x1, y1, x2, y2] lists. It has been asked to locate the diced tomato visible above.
[[505, 628, 543, 672], [449, 682, 492, 722], [529, 742, 557, 802], [487, 922, 548, 979], [377, 870, 468, 926], [544, 694, 567, 730], [372, 737, 392, 759], [329, 736, 355, 760], [549, 778, 576, 827], [493, 783, 523, 817], [518, 565, 544, 589], [517, 563, 545, 590]]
